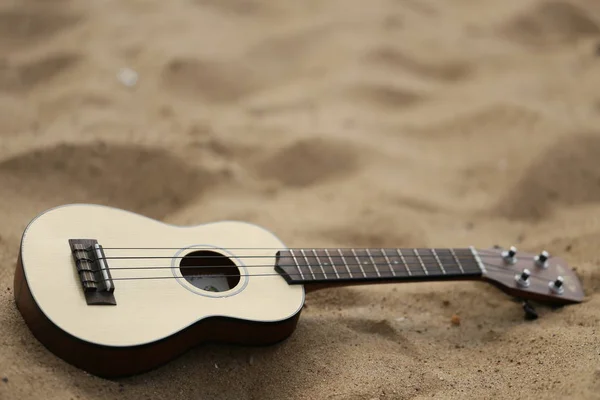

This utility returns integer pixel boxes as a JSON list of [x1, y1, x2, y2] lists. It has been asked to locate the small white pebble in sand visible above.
[[214, 363, 219, 369], [117, 68, 138, 87]]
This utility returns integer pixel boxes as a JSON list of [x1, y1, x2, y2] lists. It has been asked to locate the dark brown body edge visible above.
[[13, 253, 301, 379]]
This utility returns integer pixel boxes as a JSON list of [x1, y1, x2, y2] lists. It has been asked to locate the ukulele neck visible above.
[[274, 247, 485, 290]]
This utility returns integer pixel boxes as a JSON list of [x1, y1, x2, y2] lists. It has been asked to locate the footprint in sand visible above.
[[0, 53, 81, 93], [243, 24, 332, 66], [494, 134, 600, 221], [162, 24, 332, 103], [346, 83, 422, 110], [251, 137, 361, 188], [161, 57, 261, 103], [0, 142, 221, 221], [0, 8, 81, 50], [362, 47, 471, 82], [500, 1, 600, 47]]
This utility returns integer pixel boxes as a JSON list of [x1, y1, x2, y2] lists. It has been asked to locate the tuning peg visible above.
[[534, 250, 549, 268], [502, 246, 517, 264], [549, 276, 564, 295], [515, 268, 531, 287]]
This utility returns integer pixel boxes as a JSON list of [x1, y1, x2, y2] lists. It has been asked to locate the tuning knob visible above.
[[549, 276, 564, 295], [535, 250, 549, 268], [502, 246, 517, 264], [515, 268, 531, 287]]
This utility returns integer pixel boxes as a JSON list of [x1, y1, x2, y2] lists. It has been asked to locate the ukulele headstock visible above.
[[480, 246, 585, 305]]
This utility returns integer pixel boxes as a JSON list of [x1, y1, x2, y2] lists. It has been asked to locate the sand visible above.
[[1, 0, 600, 398]]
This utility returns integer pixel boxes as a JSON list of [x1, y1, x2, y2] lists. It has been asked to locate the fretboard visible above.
[[275, 248, 484, 284]]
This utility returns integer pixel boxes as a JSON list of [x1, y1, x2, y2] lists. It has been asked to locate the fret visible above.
[[431, 249, 446, 274], [413, 249, 429, 275], [353, 249, 379, 278], [324, 249, 341, 279], [365, 249, 381, 277], [470, 246, 486, 274], [383, 249, 410, 277], [350, 248, 368, 278], [371, 249, 393, 278], [376, 250, 395, 278], [311, 249, 329, 280], [312, 249, 339, 279], [402, 249, 425, 276], [337, 248, 353, 278], [396, 249, 411, 276], [288, 249, 306, 280], [450, 248, 465, 274], [453, 248, 483, 274], [299, 249, 316, 280], [380, 249, 397, 277], [434, 249, 461, 275], [416, 248, 443, 275]]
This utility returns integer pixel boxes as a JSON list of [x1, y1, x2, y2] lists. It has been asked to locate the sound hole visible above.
[[179, 250, 240, 293]]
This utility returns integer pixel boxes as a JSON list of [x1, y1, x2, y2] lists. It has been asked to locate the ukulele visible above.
[[14, 204, 585, 378]]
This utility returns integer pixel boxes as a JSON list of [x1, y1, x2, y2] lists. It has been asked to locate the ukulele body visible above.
[[14, 204, 305, 378]]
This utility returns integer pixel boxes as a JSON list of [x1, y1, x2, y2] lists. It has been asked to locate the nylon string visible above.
[[79, 262, 558, 285], [64, 246, 561, 287], [94, 248, 523, 273], [57, 261, 562, 293]]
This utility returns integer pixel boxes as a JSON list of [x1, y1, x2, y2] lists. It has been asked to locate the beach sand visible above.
[[1, 0, 600, 398]]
